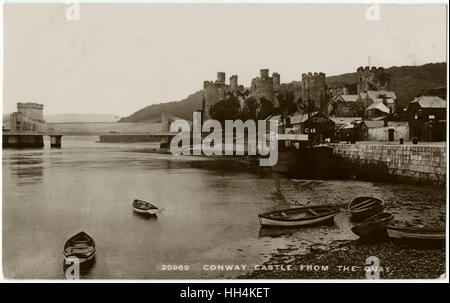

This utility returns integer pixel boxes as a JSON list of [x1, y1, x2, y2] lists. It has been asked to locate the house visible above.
[[330, 117, 362, 141], [337, 120, 365, 142], [365, 102, 390, 118], [301, 112, 336, 142], [359, 90, 397, 113], [359, 120, 409, 141], [407, 95, 446, 141], [267, 112, 317, 135], [330, 94, 364, 117]]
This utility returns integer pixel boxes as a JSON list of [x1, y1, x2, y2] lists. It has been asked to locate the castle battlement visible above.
[[302, 72, 326, 80]]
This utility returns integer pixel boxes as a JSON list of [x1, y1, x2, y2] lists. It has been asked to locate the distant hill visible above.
[[120, 62, 448, 122], [44, 113, 122, 123], [120, 90, 207, 122]]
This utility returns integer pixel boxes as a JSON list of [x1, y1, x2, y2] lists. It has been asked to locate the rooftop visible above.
[[335, 94, 359, 102], [366, 90, 397, 100], [410, 95, 446, 109], [365, 102, 390, 114]]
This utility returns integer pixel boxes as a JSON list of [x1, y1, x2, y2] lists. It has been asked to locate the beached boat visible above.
[[348, 197, 385, 222], [63, 231, 96, 263], [132, 199, 159, 215], [351, 212, 394, 241], [258, 205, 340, 227], [387, 225, 445, 248]]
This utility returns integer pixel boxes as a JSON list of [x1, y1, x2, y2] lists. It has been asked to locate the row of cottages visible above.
[[268, 92, 445, 143], [336, 94, 446, 142], [331, 90, 397, 118], [337, 119, 409, 142]]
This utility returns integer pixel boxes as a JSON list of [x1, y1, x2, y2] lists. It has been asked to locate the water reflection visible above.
[[8, 153, 44, 184], [132, 211, 159, 221]]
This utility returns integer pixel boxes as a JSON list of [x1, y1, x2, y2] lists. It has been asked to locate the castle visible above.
[[202, 65, 394, 118]]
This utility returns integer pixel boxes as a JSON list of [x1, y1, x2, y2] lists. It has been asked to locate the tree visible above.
[[277, 91, 298, 116], [257, 97, 275, 120], [209, 95, 241, 126], [240, 97, 259, 121]]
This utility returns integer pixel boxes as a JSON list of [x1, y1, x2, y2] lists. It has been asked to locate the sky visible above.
[[2, 3, 447, 116]]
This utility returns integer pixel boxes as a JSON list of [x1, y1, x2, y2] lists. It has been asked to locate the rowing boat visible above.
[[258, 205, 340, 227], [387, 225, 445, 248], [132, 199, 159, 215], [351, 212, 394, 241], [63, 231, 96, 263], [348, 196, 385, 222]]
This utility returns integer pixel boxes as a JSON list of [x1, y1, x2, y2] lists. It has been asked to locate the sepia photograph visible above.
[[1, 1, 448, 283]]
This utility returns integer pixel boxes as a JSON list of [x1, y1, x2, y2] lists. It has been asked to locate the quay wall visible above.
[[3, 134, 44, 148], [99, 134, 162, 143], [332, 144, 447, 186]]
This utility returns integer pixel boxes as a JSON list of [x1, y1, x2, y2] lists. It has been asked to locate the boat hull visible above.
[[63, 251, 96, 263], [132, 206, 158, 215], [387, 227, 445, 248], [63, 231, 96, 265], [258, 206, 340, 227], [348, 197, 385, 222], [259, 212, 337, 227], [351, 213, 394, 241], [132, 199, 159, 215]]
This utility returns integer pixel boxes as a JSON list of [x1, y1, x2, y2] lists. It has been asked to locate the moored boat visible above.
[[258, 205, 340, 227], [351, 212, 394, 241], [132, 199, 159, 215], [63, 231, 96, 263], [387, 225, 445, 248], [348, 196, 385, 222]]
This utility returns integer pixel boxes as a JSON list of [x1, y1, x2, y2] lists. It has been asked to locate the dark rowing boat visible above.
[[348, 196, 385, 222], [63, 231, 96, 263], [132, 199, 159, 215], [351, 212, 394, 241], [387, 225, 446, 248], [258, 205, 340, 227]]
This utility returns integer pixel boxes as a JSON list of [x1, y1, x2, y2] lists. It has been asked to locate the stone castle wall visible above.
[[332, 143, 446, 186]]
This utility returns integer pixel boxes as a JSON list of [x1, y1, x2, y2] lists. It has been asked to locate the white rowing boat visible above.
[[258, 205, 340, 227]]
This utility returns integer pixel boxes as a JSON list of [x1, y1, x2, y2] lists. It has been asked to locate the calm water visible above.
[[3, 136, 356, 279]]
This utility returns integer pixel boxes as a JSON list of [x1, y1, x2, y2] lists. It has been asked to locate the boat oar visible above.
[[352, 200, 378, 210]]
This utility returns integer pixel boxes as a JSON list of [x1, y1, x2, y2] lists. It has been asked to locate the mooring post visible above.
[[50, 135, 62, 148]]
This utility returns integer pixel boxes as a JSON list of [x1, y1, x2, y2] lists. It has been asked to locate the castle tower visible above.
[[229, 75, 238, 91], [272, 72, 280, 90], [250, 69, 276, 103], [216, 72, 226, 85], [17, 102, 44, 122], [260, 69, 269, 81], [301, 72, 328, 114], [357, 66, 391, 94]]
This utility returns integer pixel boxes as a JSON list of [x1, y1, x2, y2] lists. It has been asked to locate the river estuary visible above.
[[2, 136, 445, 279]]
